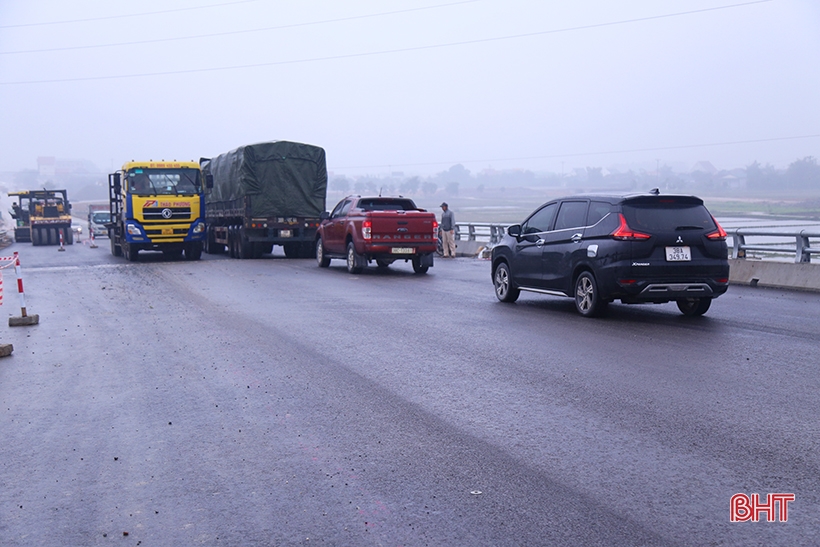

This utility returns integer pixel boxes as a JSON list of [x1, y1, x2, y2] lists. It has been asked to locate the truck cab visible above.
[[108, 161, 208, 261]]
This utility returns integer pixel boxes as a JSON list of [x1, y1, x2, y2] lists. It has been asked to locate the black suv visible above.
[[491, 192, 729, 316]]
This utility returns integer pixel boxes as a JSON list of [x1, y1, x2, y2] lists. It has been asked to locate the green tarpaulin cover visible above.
[[202, 141, 327, 218]]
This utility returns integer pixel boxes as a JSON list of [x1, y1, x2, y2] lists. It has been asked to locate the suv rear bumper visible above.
[[596, 262, 730, 303]]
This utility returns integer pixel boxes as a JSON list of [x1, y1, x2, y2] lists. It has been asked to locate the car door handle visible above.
[[571, 233, 583, 242], [536, 239, 545, 247]]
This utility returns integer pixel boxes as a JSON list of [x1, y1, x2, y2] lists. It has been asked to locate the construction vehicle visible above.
[[108, 161, 209, 261], [8, 189, 74, 245], [200, 141, 327, 258]]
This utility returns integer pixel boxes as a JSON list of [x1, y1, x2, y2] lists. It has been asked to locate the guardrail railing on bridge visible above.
[[730, 230, 820, 263], [452, 222, 820, 265], [453, 223, 509, 245]]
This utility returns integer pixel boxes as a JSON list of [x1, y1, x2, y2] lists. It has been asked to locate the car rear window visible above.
[[623, 203, 716, 232], [358, 199, 417, 211]]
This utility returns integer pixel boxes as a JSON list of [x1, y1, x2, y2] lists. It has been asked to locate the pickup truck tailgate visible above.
[[369, 211, 436, 243]]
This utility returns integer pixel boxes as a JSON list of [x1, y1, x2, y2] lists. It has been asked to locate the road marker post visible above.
[[89, 229, 98, 248], [7, 251, 39, 326], [58, 230, 65, 251]]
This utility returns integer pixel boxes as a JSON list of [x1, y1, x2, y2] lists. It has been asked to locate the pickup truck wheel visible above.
[[411, 256, 429, 274], [677, 297, 711, 316], [316, 238, 330, 267], [346, 242, 363, 274], [493, 262, 520, 302]]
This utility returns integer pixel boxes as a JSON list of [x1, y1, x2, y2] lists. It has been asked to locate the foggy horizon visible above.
[[1, 0, 819, 180]]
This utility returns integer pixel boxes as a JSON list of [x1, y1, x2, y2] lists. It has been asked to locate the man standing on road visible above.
[[440, 202, 456, 258]]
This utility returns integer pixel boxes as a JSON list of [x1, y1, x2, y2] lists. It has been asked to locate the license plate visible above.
[[665, 246, 691, 261], [280, 229, 292, 238], [391, 247, 414, 254], [162, 228, 173, 235]]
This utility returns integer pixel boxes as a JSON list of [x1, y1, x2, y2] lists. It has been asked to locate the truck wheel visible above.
[[66, 227, 74, 245], [238, 231, 252, 259], [412, 256, 429, 274], [316, 237, 330, 267], [227, 227, 236, 258], [283, 243, 299, 259], [346, 242, 363, 274], [32, 228, 41, 246], [124, 243, 139, 262], [111, 236, 122, 257], [49, 228, 57, 245], [300, 241, 316, 258], [185, 242, 202, 261]]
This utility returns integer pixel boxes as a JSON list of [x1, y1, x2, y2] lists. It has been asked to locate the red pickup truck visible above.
[[316, 196, 438, 274]]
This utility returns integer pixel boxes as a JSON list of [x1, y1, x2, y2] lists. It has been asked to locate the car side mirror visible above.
[[205, 174, 214, 190], [507, 224, 521, 238], [112, 173, 121, 194], [320, 211, 330, 220]]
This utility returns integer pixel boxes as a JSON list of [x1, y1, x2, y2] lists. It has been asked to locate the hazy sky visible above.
[[1, 0, 818, 177]]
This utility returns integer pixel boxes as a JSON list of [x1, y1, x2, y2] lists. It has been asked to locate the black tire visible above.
[[283, 243, 300, 259], [346, 242, 363, 274], [111, 235, 122, 257], [124, 242, 139, 262], [32, 228, 41, 246], [316, 238, 330, 267], [185, 242, 203, 261], [49, 227, 57, 245], [237, 230, 252, 259], [299, 241, 316, 258], [412, 256, 429, 274], [574, 271, 607, 317], [228, 227, 236, 258], [677, 297, 711, 316], [65, 228, 73, 245], [493, 262, 520, 302], [204, 226, 213, 254], [251, 243, 265, 259]]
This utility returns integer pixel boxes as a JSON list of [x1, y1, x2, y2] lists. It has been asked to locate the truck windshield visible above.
[[91, 212, 111, 224], [127, 168, 201, 195]]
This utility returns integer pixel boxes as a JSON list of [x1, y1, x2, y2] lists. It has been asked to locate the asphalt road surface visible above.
[[1, 238, 818, 546]]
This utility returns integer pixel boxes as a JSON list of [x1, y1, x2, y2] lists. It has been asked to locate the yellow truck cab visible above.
[[108, 161, 211, 261]]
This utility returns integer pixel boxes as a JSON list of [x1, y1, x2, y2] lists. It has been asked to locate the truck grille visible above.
[[142, 207, 191, 221]]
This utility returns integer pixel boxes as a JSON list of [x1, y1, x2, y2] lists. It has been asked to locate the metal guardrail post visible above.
[[797, 232, 811, 263], [732, 232, 746, 259], [454, 225, 461, 241], [468, 225, 476, 241]]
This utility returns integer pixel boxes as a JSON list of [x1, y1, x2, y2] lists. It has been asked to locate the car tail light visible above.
[[706, 216, 727, 240], [618, 279, 638, 285], [362, 219, 372, 240], [715, 277, 729, 284], [433, 220, 439, 237], [611, 214, 651, 240]]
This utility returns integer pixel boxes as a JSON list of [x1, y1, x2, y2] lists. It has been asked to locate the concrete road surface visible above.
[[1, 240, 818, 546]]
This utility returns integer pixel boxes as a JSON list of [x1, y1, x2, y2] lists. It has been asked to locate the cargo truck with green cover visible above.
[[200, 141, 328, 259]]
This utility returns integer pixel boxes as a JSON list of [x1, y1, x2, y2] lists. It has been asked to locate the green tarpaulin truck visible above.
[[200, 141, 327, 259]]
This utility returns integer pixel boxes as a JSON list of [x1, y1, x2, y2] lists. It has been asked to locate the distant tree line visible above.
[[330, 157, 820, 196]]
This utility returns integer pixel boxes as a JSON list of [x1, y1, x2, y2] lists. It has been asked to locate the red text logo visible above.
[[730, 493, 794, 522]]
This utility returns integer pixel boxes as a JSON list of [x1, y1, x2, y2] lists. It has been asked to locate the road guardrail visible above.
[[730, 230, 820, 263]]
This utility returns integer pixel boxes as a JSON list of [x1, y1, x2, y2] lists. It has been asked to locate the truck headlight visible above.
[[193, 223, 205, 234], [126, 223, 142, 235]]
